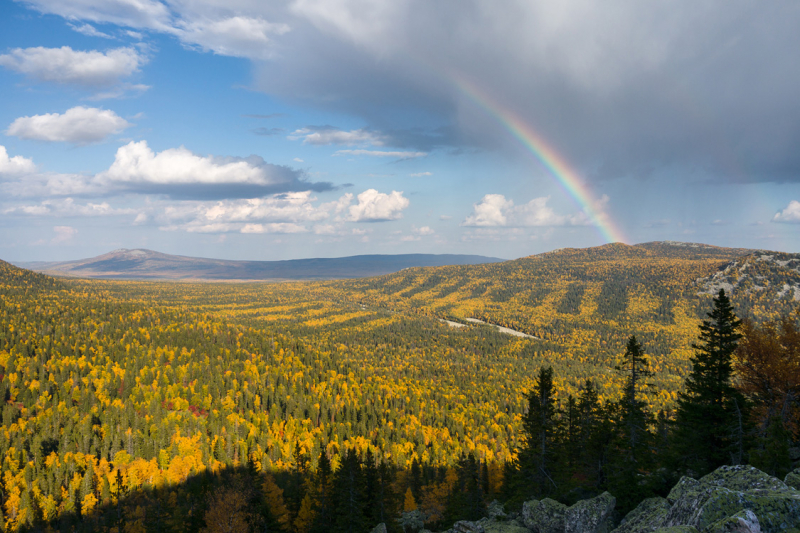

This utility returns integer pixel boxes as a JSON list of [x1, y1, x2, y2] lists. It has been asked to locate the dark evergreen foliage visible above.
[[671, 289, 748, 476]]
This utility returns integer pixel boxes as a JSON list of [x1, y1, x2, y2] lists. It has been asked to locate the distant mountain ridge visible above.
[[16, 249, 504, 281]]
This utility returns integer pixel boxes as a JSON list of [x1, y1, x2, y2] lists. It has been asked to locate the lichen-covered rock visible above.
[[452, 521, 486, 533], [487, 500, 507, 519], [565, 491, 616, 533], [667, 477, 702, 505], [483, 520, 531, 533], [700, 466, 789, 492], [706, 509, 761, 533], [611, 496, 670, 533], [371, 524, 388, 533], [785, 469, 800, 491], [397, 509, 425, 532], [651, 527, 700, 533], [662, 466, 800, 533], [522, 498, 567, 533]]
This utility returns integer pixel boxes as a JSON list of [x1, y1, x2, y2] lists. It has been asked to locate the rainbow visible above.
[[451, 74, 628, 244]]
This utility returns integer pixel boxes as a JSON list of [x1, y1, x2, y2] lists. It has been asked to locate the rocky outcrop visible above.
[[371, 524, 388, 533], [483, 521, 531, 533], [606, 465, 800, 533], [785, 469, 800, 491], [487, 500, 508, 519], [612, 497, 671, 533], [522, 498, 567, 533], [705, 509, 761, 533], [564, 492, 616, 533], [662, 466, 800, 532], [520, 492, 615, 533], [404, 465, 800, 533], [452, 521, 486, 533]]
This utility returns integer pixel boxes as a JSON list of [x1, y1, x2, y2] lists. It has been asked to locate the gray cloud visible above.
[[263, 0, 800, 183], [17, 1, 800, 182]]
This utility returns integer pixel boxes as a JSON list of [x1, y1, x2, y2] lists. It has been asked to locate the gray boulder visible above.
[[487, 500, 507, 519], [371, 524, 388, 533], [661, 465, 800, 533], [612, 497, 671, 533], [667, 477, 702, 505], [699, 466, 788, 492], [397, 509, 425, 532], [707, 509, 761, 533], [484, 520, 530, 533], [785, 469, 800, 491], [652, 528, 700, 533], [452, 521, 486, 533], [565, 491, 616, 533], [522, 498, 567, 533]]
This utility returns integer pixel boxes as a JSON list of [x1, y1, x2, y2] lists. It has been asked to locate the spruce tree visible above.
[[576, 379, 610, 492], [672, 289, 746, 476], [609, 336, 655, 513], [310, 450, 334, 533], [513, 366, 561, 502], [331, 449, 366, 533]]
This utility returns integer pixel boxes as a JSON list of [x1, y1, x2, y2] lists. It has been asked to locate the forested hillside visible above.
[[0, 242, 798, 531]]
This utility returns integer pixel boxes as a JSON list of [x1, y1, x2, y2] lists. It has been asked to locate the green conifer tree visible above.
[[511, 366, 561, 503], [331, 448, 366, 533], [609, 336, 655, 513], [671, 289, 747, 476]]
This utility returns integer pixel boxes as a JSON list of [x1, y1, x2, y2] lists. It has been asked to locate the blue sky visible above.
[[1, 0, 799, 262]]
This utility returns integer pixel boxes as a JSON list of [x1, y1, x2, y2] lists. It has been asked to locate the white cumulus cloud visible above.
[[462, 194, 512, 227], [0, 141, 328, 200], [346, 189, 409, 222], [100, 141, 265, 185], [0, 46, 146, 86], [7, 106, 131, 144], [92, 140, 319, 197], [462, 194, 590, 227], [0, 146, 36, 175], [177, 16, 290, 60], [773, 200, 800, 224]]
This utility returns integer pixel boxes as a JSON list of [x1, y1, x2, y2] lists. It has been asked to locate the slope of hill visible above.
[[17, 248, 504, 280], [1, 241, 798, 531], [318, 242, 799, 378]]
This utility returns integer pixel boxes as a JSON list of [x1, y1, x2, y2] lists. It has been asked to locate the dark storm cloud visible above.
[[253, 0, 800, 183]]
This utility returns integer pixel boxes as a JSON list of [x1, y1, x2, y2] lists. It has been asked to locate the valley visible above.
[[0, 241, 798, 531]]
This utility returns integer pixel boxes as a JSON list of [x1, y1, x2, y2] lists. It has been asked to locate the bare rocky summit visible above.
[[386, 464, 800, 533]]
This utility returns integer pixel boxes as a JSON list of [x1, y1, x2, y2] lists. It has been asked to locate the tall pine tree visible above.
[[510, 366, 561, 504], [609, 336, 655, 513], [671, 289, 747, 476]]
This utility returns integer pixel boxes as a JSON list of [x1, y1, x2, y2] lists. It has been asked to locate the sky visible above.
[[1, 0, 799, 262]]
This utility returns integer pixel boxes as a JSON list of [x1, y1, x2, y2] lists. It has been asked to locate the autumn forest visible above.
[[1, 242, 799, 532]]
